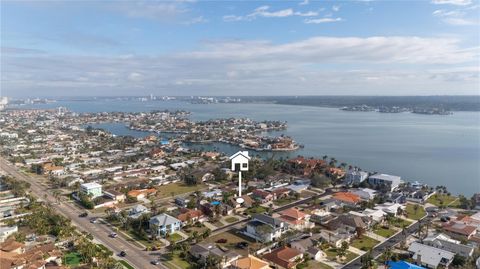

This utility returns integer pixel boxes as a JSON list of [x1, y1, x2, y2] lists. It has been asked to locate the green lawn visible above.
[[163, 251, 190, 269], [392, 217, 412, 228], [64, 252, 82, 266], [373, 226, 397, 238], [427, 194, 457, 207], [169, 233, 183, 243], [325, 248, 358, 264], [119, 260, 135, 269], [405, 204, 426, 220], [306, 261, 334, 269], [155, 182, 206, 199], [225, 216, 239, 223], [351, 235, 380, 251], [245, 206, 268, 216]]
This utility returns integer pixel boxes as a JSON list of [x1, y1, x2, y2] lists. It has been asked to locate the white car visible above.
[[109, 232, 117, 238]]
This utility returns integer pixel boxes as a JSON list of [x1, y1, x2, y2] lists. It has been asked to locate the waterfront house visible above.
[[351, 188, 377, 201], [368, 173, 402, 191], [408, 242, 454, 269], [244, 214, 288, 242], [149, 213, 182, 236], [262, 246, 303, 269], [344, 169, 368, 185]]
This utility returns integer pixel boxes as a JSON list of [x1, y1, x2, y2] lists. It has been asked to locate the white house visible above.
[[229, 151, 250, 172], [345, 169, 368, 185], [80, 182, 103, 198], [368, 173, 402, 191], [408, 242, 454, 269]]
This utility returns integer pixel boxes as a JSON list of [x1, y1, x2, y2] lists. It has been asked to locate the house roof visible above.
[[408, 242, 454, 267], [231, 255, 269, 269], [150, 213, 181, 226], [280, 208, 306, 220], [263, 246, 302, 269], [333, 192, 361, 204], [443, 221, 477, 236], [127, 188, 156, 198], [229, 151, 251, 160], [253, 214, 284, 228]]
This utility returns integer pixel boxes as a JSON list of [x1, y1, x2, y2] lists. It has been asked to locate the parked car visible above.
[[90, 218, 98, 224], [216, 238, 227, 243], [151, 260, 160, 265], [79, 212, 88, 217], [119, 251, 127, 257], [110, 232, 118, 238], [236, 241, 249, 249]]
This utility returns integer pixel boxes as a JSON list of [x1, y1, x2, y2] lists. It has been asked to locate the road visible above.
[[0, 157, 165, 269], [342, 213, 433, 269]]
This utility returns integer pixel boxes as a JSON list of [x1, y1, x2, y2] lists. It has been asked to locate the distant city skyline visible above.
[[1, 0, 479, 97]]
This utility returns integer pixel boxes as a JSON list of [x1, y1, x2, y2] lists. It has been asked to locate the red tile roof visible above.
[[263, 246, 302, 269], [333, 192, 361, 204]]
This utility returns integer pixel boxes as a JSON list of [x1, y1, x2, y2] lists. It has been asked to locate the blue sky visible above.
[[1, 0, 479, 97]]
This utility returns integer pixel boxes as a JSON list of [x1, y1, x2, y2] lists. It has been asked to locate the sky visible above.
[[1, 0, 479, 97]]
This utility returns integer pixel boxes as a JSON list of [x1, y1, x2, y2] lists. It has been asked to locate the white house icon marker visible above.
[[229, 151, 250, 204]]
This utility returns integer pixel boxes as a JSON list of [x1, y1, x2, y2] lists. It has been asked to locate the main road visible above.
[[0, 157, 164, 269]]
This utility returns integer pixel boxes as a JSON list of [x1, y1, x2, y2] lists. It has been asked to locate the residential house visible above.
[[423, 233, 474, 258], [351, 188, 377, 201], [177, 208, 204, 225], [230, 255, 270, 269], [189, 243, 241, 268], [271, 188, 291, 199], [332, 192, 361, 207], [244, 214, 288, 242], [408, 242, 454, 269], [104, 189, 126, 202], [278, 208, 314, 230], [0, 226, 17, 242], [368, 173, 402, 191], [344, 169, 368, 185], [128, 204, 150, 219], [326, 214, 368, 234], [149, 214, 182, 236], [318, 229, 351, 248], [290, 235, 325, 261], [442, 221, 477, 240], [127, 188, 157, 200], [262, 246, 303, 269], [252, 189, 274, 203]]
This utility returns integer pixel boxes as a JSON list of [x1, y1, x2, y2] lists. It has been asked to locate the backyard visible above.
[[168, 232, 183, 243], [162, 251, 190, 269], [405, 204, 426, 220], [426, 194, 457, 207], [273, 197, 297, 206], [203, 230, 260, 255], [224, 216, 239, 223], [351, 235, 380, 251], [325, 248, 358, 264], [245, 205, 268, 216], [373, 226, 397, 238]]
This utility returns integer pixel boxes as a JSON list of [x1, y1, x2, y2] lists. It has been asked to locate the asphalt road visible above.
[[0, 157, 165, 269]]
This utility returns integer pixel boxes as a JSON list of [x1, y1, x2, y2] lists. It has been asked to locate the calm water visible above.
[[20, 100, 480, 196]]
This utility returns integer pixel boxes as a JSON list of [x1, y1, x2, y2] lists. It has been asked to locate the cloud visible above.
[[304, 17, 343, 24], [182, 16, 208, 25], [1, 47, 46, 55], [432, 8, 478, 25], [431, 0, 472, 5], [2, 36, 478, 96], [223, 5, 318, 22], [332, 5, 341, 12], [299, 0, 309, 5]]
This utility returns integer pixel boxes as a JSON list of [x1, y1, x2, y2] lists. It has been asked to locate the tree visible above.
[[361, 249, 374, 269], [451, 254, 466, 267], [337, 241, 349, 259]]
